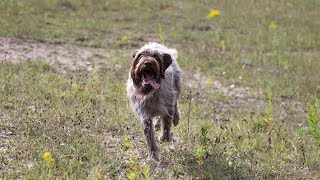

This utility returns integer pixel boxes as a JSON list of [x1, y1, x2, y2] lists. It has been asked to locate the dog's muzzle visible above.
[[141, 61, 160, 89]]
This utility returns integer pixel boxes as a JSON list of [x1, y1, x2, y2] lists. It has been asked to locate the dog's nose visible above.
[[144, 61, 152, 66]]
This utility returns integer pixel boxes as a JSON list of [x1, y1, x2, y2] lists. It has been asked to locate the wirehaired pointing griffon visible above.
[[127, 42, 182, 161]]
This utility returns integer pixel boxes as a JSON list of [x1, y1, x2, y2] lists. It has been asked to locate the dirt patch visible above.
[[0, 128, 15, 154], [184, 72, 264, 112], [0, 37, 110, 74], [0, 37, 262, 109], [0, 37, 305, 122], [184, 72, 306, 125]]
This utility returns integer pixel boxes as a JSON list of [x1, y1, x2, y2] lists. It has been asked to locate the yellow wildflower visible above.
[[43, 152, 52, 159], [43, 152, 55, 168], [207, 78, 213, 85], [269, 21, 277, 30], [121, 35, 130, 43], [220, 40, 226, 53], [207, 9, 220, 19]]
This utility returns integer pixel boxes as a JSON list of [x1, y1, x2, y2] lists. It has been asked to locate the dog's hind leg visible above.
[[141, 118, 160, 161], [173, 103, 180, 126]]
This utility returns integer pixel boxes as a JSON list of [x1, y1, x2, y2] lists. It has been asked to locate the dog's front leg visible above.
[[159, 114, 173, 142], [141, 118, 160, 161]]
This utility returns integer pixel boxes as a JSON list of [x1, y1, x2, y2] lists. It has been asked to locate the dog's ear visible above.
[[160, 54, 172, 78], [130, 66, 136, 83], [130, 50, 141, 84], [131, 49, 139, 60]]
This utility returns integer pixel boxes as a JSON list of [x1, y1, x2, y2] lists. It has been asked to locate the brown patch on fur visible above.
[[160, 54, 172, 78], [135, 56, 160, 80], [130, 50, 172, 95]]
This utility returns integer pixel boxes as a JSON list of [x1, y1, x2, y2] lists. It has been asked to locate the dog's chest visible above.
[[132, 94, 164, 116], [145, 99, 162, 116]]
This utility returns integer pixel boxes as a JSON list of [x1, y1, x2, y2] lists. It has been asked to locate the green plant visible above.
[[266, 88, 273, 125], [200, 125, 209, 148], [158, 23, 165, 44], [118, 35, 131, 46], [122, 135, 150, 180], [42, 152, 55, 179], [194, 146, 206, 165], [141, 165, 150, 180], [194, 125, 209, 165], [307, 96, 320, 144], [253, 88, 273, 130]]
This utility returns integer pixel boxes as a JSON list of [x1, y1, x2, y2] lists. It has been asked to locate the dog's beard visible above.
[[131, 54, 164, 95], [142, 69, 160, 89], [134, 64, 161, 95]]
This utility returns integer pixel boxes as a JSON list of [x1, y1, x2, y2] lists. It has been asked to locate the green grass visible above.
[[1, 0, 320, 179]]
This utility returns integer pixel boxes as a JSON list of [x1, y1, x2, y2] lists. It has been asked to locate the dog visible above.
[[126, 42, 182, 161]]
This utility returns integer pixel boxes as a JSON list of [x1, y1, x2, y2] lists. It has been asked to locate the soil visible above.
[[0, 37, 305, 121], [0, 37, 108, 74]]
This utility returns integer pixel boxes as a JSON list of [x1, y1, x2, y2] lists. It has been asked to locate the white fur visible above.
[[137, 42, 178, 62]]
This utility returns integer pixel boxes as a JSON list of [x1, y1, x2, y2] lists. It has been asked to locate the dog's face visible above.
[[130, 50, 172, 94]]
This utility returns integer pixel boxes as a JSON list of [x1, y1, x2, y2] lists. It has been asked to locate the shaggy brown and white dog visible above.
[[127, 42, 182, 161]]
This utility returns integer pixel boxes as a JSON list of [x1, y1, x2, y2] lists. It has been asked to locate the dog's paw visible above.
[[148, 149, 160, 161], [173, 117, 179, 126], [173, 110, 180, 126], [159, 132, 173, 143]]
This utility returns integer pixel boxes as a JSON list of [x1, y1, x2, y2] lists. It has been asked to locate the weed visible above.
[[186, 91, 193, 138], [269, 21, 277, 31], [266, 87, 273, 125], [307, 96, 320, 144], [194, 146, 206, 165], [118, 35, 131, 46], [220, 39, 226, 53], [194, 125, 209, 165], [42, 152, 55, 179], [42, 152, 55, 168], [207, 9, 220, 19], [157, 23, 165, 44], [200, 125, 209, 148], [122, 135, 150, 180], [253, 88, 273, 130]]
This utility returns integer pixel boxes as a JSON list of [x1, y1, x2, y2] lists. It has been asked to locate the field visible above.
[[1, 0, 320, 179]]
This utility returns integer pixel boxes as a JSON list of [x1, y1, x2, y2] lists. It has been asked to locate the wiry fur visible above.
[[127, 42, 182, 161]]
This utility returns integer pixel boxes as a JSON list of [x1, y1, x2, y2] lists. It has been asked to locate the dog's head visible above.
[[130, 49, 172, 94]]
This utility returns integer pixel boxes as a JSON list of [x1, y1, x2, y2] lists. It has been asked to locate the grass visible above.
[[1, 0, 320, 179]]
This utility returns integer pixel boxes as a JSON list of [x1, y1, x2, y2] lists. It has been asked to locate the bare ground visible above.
[[0, 37, 266, 109], [0, 37, 110, 74]]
